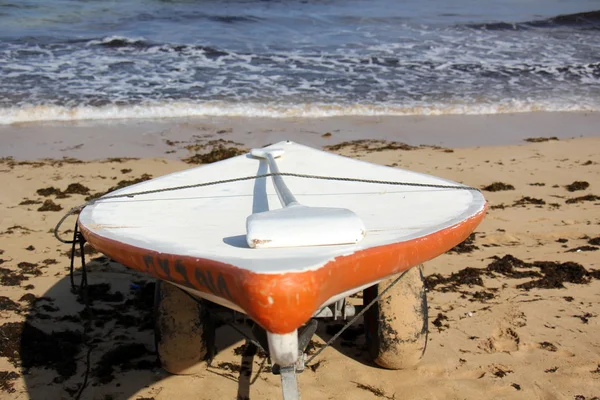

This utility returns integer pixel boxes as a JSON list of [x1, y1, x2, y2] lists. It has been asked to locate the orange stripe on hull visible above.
[[79, 205, 486, 334]]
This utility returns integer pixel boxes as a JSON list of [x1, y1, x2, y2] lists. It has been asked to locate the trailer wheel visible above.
[[363, 265, 428, 369], [154, 280, 215, 374]]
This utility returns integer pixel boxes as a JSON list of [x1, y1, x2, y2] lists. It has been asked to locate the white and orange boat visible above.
[[76, 141, 486, 399]]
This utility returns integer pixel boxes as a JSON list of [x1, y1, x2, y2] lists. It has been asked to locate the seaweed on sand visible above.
[[0, 322, 82, 379], [448, 233, 479, 254], [482, 182, 515, 192], [425, 254, 599, 292]]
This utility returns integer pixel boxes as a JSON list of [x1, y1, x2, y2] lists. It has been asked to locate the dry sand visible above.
[[1, 116, 599, 400]]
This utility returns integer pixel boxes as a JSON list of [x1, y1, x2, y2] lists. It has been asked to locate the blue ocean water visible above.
[[0, 0, 599, 124]]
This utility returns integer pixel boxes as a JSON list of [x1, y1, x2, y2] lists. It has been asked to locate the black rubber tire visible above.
[[363, 265, 428, 370], [154, 280, 215, 374]]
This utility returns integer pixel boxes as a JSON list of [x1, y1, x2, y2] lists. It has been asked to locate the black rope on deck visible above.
[[54, 172, 481, 243], [93, 172, 481, 203]]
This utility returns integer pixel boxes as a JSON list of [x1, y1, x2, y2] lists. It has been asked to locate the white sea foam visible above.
[[2, 7, 599, 126], [1, 100, 598, 125]]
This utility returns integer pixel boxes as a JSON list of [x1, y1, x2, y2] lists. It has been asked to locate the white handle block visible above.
[[246, 205, 366, 248]]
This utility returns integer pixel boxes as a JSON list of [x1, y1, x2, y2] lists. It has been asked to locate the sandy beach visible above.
[[1, 113, 599, 400]]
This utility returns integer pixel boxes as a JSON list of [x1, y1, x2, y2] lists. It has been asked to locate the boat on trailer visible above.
[[76, 141, 487, 399]]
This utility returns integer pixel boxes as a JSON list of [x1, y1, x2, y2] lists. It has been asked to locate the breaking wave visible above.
[[2, 1, 599, 126], [1, 100, 598, 125], [464, 10, 600, 31]]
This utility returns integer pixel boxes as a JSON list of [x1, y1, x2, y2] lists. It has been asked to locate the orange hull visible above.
[[79, 205, 486, 334]]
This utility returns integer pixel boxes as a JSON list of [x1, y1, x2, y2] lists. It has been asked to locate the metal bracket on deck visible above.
[[313, 301, 361, 319]]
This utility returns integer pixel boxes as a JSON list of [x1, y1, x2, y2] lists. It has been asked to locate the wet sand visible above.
[[2, 111, 600, 160], [0, 115, 599, 399]]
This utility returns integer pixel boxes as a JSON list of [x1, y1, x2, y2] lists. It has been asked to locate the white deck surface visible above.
[[78, 141, 486, 274]]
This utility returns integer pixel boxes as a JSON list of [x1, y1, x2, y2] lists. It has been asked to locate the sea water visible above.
[[0, 0, 599, 124]]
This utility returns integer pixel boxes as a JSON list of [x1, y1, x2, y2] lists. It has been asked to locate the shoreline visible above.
[[1, 111, 599, 161]]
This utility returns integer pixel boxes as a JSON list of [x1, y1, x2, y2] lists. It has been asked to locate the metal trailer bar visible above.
[[280, 366, 299, 400]]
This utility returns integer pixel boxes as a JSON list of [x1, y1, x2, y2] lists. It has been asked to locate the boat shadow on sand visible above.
[[12, 256, 375, 399]]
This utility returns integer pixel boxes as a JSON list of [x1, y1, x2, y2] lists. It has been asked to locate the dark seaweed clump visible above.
[[36, 183, 90, 198], [19, 293, 39, 305], [486, 255, 540, 279], [0, 322, 82, 379], [2, 225, 33, 235], [489, 255, 594, 290], [18, 262, 43, 276], [482, 182, 515, 192], [37, 199, 63, 212], [425, 267, 485, 292], [468, 290, 496, 302], [93, 343, 154, 384], [0, 297, 21, 312], [492, 366, 513, 378], [448, 233, 479, 254], [513, 196, 545, 206], [524, 137, 558, 143], [216, 362, 242, 373], [572, 313, 594, 324], [432, 313, 449, 332], [324, 139, 416, 153], [2, 279, 157, 388], [182, 145, 246, 165], [0, 371, 19, 394], [103, 157, 139, 163], [539, 341, 557, 352], [0, 267, 28, 286], [566, 246, 598, 253], [19, 199, 42, 206], [64, 183, 91, 195], [517, 261, 591, 290], [425, 254, 599, 292], [77, 281, 155, 331], [565, 181, 590, 192], [36, 187, 64, 197], [565, 194, 600, 204], [352, 381, 395, 399], [77, 283, 124, 304]]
